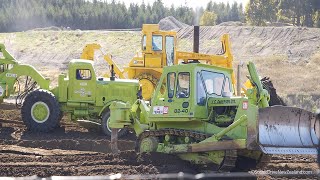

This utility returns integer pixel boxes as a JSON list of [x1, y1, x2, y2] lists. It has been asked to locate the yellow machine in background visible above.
[[81, 24, 235, 100], [80, 44, 125, 79]]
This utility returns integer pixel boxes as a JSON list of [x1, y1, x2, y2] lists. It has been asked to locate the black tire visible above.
[[101, 110, 128, 137], [56, 110, 63, 127], [21, 89, 61, 132]]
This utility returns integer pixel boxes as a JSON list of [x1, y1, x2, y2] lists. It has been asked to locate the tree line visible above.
[[0, 0, 319, 32], [245, 0, 320, 27], [0, 0, 244, 32], [200, 1, 245, 26], [0, 0, 193, 32]]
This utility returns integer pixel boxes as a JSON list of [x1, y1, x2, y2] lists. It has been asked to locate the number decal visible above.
[[174, 109, 188, 113]]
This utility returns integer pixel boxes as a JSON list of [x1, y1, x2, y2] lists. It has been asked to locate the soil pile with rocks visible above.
[[158, 16, 189, 30], [176, 25, 320, 62]]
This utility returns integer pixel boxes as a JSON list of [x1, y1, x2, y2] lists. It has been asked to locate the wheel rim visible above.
[[31, 101, 50, 123], [106, 117, 121, 133], [139, 137, 158, 152], [139, 79, 155, 101]]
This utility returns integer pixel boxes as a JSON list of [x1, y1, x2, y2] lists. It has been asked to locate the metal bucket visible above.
[[258, 106, 319, 155]]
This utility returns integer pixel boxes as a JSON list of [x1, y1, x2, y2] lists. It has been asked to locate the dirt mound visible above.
[[177, 26, 320, 62], [2, 23, 320, 96], [159, 16, 189, 30], [218, 21, 244, 26]]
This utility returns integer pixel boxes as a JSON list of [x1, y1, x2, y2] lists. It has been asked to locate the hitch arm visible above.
[[247, 62, 269, 108]]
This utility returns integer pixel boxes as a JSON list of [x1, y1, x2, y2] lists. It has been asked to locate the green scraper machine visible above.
[[0, 44, 139, 135]]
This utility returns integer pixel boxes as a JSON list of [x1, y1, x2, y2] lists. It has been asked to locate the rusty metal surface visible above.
[[258, 106, 319, 155]]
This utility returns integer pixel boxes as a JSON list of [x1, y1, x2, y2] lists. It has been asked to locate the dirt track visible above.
[[0, 103, 319, 178]]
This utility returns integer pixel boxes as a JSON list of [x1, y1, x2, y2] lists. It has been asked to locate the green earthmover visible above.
[[109, 60, 320, 171], [0, 44, 139, 136]]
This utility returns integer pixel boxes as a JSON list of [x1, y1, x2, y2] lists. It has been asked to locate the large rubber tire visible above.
[[101, 110, 128, 138], [21, 89, 61, 132]]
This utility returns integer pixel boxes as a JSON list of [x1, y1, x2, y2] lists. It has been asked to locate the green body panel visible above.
[[54, 60, 140, 122]]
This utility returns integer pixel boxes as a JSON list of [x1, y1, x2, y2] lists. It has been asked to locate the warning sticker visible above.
[[163, 106, 168, 114], [153, 106, 169, 114]]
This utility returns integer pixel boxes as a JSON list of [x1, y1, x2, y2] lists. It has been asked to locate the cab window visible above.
[[152, 35, 163, 51], [76, 69, 92, 80], [167, 72, 176, 98], [224, 77, 231, 92], [165, 36, 174, 66], [197, 73, 206, 105], [201, 71, 225, 96], [157, 75, 167, 98], [142, 35, 146, 50], [176, 72, 190, 98]]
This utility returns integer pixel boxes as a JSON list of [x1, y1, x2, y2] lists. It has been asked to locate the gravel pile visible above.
[[158, 16, 189, 30]]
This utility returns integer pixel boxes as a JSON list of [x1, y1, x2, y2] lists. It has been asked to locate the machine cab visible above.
[[68, 59, 97, 102], [129, 24, 177, 68], [150, 63, 234, 120]]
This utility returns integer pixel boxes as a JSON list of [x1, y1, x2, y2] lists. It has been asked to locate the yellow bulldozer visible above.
[[81, 24, 235, 100]]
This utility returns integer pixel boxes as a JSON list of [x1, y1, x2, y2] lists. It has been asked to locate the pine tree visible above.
[[245, 0, 277, 26], [200, 11, 217, 26], [230, 2, 240, 21]]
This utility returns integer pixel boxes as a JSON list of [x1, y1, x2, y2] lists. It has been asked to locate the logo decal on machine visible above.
[[153, 106, 169, 114], [74, 88, 92, 97], [6, 73, 17, 78], [80, 82, 88, 86]]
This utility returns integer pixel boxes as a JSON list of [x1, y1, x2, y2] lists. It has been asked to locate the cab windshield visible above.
[[200, 71, 231, 96], [142, 35, 163, 51]]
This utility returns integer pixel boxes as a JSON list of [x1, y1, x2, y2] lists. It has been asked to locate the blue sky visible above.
[[118, 0, 249, 8]]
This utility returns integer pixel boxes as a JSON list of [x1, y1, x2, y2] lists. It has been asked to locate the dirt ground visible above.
[[0, 103, 319, 179]]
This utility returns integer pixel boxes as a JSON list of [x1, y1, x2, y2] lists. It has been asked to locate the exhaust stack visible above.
[[193, 26, 199, 53], [110, 64, 115, 81]]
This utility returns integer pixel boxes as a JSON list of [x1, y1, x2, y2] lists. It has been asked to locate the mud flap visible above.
[[258, 106, 319, 155]]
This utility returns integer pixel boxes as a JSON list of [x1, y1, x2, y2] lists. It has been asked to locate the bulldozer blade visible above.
[[258, 106, 319, 155]]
